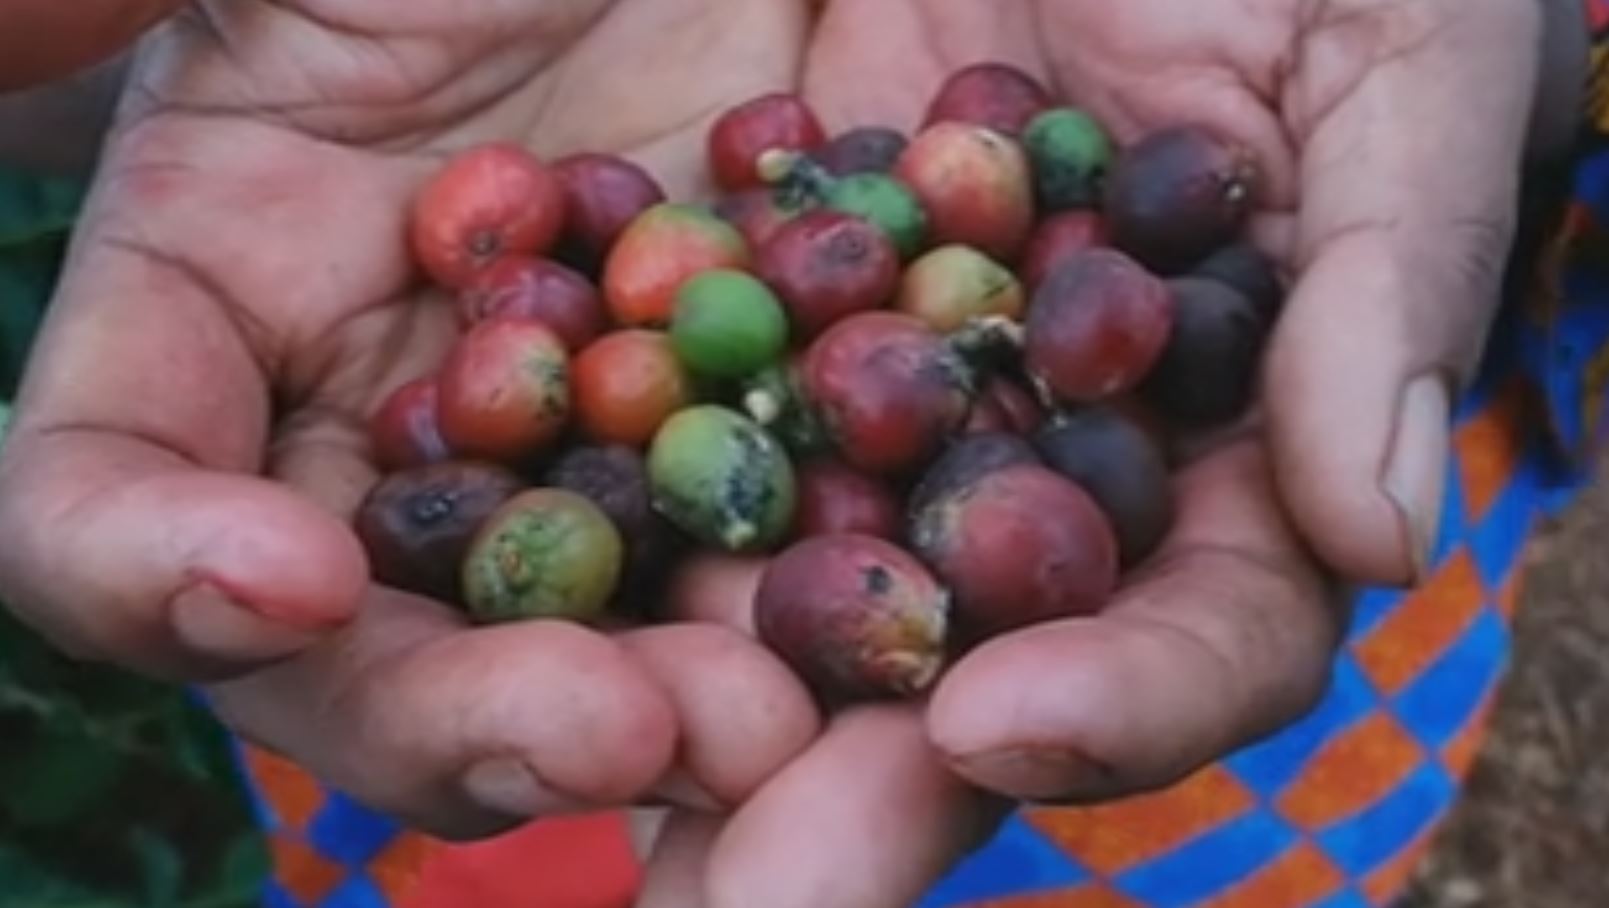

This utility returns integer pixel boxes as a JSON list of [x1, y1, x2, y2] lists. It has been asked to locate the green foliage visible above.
[[0, 169, 80, 398], [0, 166, 267, 907]]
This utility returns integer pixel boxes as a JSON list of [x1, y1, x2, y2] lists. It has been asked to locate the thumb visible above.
[[1264, 0, 1554, 585], [0, 234, 368, 681], [0, 435, 368, 680]]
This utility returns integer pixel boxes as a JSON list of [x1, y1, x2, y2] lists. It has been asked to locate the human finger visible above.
[[1264, 0, 1545, 584], [203, 593, 679, 841], [927, 437, 1341, 802]]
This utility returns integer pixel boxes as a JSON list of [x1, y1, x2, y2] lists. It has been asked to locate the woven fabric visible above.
[[234, 745, 640, 908], [236, 7, 1609, 905]]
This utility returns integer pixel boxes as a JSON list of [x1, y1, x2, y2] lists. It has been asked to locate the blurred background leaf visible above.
[[0, 165, 266, 907], [0, 168, 80, 398]]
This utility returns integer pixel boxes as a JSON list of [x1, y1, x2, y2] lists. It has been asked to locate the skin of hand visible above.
[[0, 2, 1587, 908], [638, 1, 1591, 905], [0, 0, 829, 846]]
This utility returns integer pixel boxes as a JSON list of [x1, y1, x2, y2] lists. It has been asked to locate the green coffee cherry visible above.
[[670, 269, 789, 379], [823, 174, 928, 260], [648, 405, 796, 552], [1023, 108, 1113, 211], [461, 488, 623, 624]]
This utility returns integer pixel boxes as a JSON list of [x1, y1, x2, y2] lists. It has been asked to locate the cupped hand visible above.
[[0, 0, 826, 841], [631, 0, 1584, 904], [0, 0, 1583, 905], [811, 0, 1584, 589]]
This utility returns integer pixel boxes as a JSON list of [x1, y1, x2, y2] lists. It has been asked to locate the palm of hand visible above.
[[808, 0, 1287, 134], [4, 0, 1519, 903], [99, 0, 1314, 512], [99, 0, 811, 503], [12, 0, 820, 842]]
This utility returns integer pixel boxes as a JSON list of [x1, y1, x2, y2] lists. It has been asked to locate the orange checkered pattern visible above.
[[238, 746, 642, 908]]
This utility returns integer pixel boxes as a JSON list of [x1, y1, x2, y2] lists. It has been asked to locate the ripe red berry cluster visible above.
[[356, 62, 1284, 703]]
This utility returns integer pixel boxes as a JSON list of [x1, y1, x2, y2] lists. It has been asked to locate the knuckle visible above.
[[1130, 542, 1341, 757]]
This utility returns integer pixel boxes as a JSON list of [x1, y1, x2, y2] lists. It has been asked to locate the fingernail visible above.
[[948, 747, 1113, 804], [462, 758, 584, 818], [649, 767, 726, 813], [1380, 374, 1451, 583], [170, 583, 320, 662]]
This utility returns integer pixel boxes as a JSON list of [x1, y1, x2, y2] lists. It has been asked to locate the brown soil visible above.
[[1403, 460, 1609, 907]]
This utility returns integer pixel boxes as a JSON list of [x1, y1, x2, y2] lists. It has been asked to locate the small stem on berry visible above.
[[953, 315, 1024, 352], [946, 315, 1026, 386], [744, 388, 784, 425], [756, 148, 804, 185], [793, 157, 835, 196], [721, 520, 759, 552], [757, 147, 837, 204], [1026, 371, 1060, 414]]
